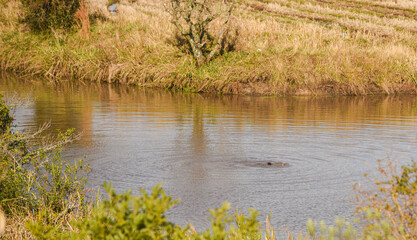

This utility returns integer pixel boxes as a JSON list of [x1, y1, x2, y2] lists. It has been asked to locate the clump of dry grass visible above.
[[75, 0, 91, 39], [0, 209, 5, 237], [86, 0, 111, 19], [0, 1, 23, 31], [3, 213, 35, 239]]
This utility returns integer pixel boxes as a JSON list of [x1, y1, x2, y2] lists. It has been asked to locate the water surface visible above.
[[1, 74, 417, 233]]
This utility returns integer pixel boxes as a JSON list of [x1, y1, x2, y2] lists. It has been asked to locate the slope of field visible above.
[[0, 0, 416, 95]]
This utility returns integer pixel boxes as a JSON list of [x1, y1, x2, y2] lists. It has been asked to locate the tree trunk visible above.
[[189, 38, 206, 66]]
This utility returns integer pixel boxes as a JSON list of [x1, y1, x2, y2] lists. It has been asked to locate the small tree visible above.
[[166, 0, 235, 66]]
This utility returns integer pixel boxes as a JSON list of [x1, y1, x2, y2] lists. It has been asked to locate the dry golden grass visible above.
[[75, 0, 91, 40], [2, 214, 34, 240], [2, 207, 90, 240], [0, 210, 5, 237], [0, 0, 416, 95]]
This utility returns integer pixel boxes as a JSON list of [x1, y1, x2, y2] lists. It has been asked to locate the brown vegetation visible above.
[[0, 209, 5, 237], [355, 160, 417, 239], [75, 0, 91, 39], [0, 0, 416, 95]]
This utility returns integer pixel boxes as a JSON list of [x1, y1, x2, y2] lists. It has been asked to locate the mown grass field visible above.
[[1, 0, 417, 95]]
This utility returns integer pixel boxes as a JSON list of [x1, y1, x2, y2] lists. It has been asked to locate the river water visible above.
[[1, 74, 417, 233]]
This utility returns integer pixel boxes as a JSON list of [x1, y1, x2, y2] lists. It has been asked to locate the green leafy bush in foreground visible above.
[[29, 183, 263, 240]]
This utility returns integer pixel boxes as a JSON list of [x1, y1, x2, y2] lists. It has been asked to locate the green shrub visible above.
[[29, 183, 263, 240], [306, 160, 417, 240], [0, 95, 91, 238], [356, 160, 417, 239], [306, 218, 358, 240], [0, 126, 90, 216], [29, 183, 187, 239], [306, 212, 399, 240], [20, 0, 81, 32], [0, 94, 13, 134], [77, 183, 187, 239]]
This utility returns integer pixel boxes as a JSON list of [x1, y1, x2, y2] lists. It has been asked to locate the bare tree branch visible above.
[[207, 3, 234, 63], [166, 0, 235, 66]]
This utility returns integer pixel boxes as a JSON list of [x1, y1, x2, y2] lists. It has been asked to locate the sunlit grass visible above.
[[0, 0, 416, 95]]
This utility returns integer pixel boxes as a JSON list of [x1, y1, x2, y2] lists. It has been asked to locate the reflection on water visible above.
[[1, 74, 417, 232]]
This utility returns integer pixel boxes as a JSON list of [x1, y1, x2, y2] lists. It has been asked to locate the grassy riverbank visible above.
[[1, 0, 417, 95]]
